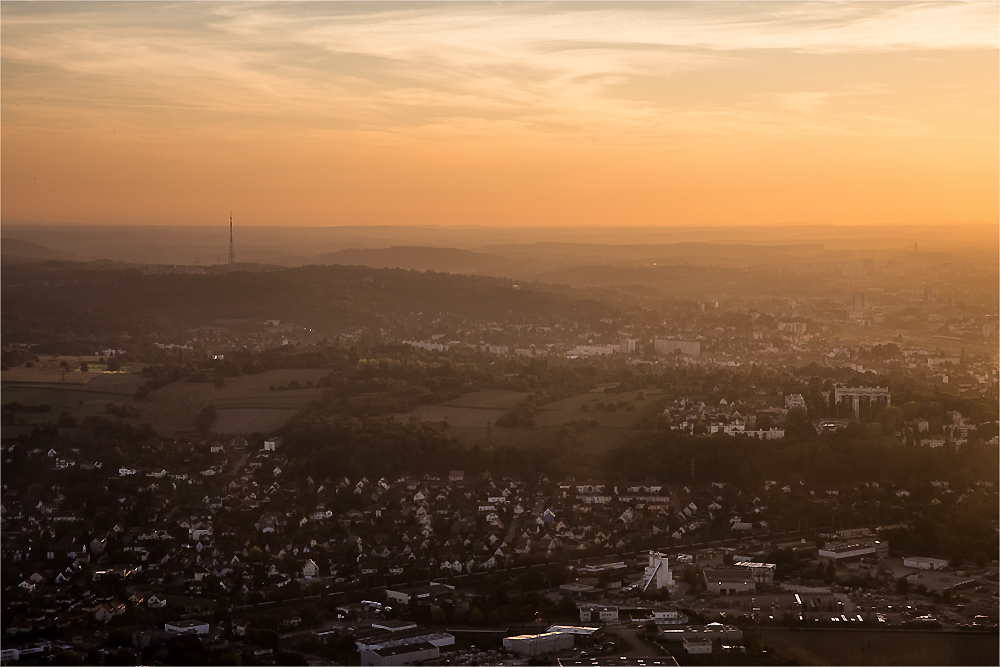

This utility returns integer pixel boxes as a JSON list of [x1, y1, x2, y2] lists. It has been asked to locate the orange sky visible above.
[[2, 1, 997, 227]]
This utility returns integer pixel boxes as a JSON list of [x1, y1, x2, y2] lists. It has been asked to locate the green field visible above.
[[399, 387, 659, 453], [761, 629, 999, 666], [2, 368, 329, 436]]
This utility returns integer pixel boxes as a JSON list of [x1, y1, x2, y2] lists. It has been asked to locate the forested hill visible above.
[[1, 262, 620, 347]]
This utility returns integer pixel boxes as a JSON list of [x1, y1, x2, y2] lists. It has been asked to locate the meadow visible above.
[[398, 387, 660, 454], [2, 367, 329, 436]]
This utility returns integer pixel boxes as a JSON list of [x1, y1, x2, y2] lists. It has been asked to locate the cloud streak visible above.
[[3, 1, 996, 142]]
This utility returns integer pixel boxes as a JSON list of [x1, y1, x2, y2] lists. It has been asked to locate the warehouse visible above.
[[360, 640, 439, 666], [903, 556, 949, 570], [702, 568, 755, 595], [503, 631, 574, 656]]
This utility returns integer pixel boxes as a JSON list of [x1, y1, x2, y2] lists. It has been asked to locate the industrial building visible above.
[[360, 640, 439, 666], [384, 582, 454, 605], [558, 658, 679, 666], [818, 537, 887, 562], [660, 623, 743, 645], [503, 631, 574, 656], [702, 568, 756, 595], [904, 556, 949, 570], [641, 551, 674, 592], [652, 609, 688, 625], [732, 561, 776, 585], [579, 605, 619, 623], [351, 624, 454, 652], [683, 637, 713, 654]]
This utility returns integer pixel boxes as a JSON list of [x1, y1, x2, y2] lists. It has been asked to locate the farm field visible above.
[[398, 387, 660, 454], [0, 354, 137, 384], [2, 368, 329, 436], [760, 629, 1000, 666], [401, 389, 529, 425]]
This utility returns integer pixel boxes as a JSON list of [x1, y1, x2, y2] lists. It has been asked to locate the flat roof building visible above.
[[360, 640, 439, 666], [503, 631, 574, 656], [384, 582, 454, 605], [732, 561, 776, 585], [164, 620, 209, 635], [702, 568, 756, 596], [903, 556, 949, 571], [559, 658, 679, 666], [683, 637, 713, 654]]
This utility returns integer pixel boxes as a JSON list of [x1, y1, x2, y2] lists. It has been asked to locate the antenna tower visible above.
[[228, 211, 236, 268]]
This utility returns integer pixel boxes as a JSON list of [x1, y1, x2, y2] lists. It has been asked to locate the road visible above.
[[604, 623, 669, 659]]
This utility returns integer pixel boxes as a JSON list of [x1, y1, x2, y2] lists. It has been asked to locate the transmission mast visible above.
[[228, 211, 236, 268]]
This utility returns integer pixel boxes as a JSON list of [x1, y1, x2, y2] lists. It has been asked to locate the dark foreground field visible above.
[[761, 629, 999, 666]]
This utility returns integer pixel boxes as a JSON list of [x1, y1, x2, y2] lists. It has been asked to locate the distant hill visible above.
[[311, 246, 513, 275], [1, 238, 76, 261], [486, 242, 827, 266], [1, 263, 618, 352]]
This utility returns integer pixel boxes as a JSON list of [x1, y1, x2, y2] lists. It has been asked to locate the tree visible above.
[[195, 405, 217, 434], [52, 650, 84, 665], [274, 651, 307, 666], [106, 648, 135, 666], [430, 605, 448, 626], [79, 362, 89, 373]]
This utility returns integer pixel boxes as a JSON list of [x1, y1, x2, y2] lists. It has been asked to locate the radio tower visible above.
[[227, 211, 236, 268]]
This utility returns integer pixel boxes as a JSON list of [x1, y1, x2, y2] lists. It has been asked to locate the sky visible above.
[[2, 1, 997, 228]]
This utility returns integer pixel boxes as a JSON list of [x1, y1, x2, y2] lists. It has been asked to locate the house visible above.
[[148, 595, 167, 609], [302, 559, 320, 578], [95, 604, 114, 623]]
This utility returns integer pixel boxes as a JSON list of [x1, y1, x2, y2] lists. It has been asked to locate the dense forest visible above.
[[0, 262, 623, 353]]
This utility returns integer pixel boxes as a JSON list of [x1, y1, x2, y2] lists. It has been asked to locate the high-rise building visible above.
[[834, 386, 891, 419], [852, 293, 868, 312]]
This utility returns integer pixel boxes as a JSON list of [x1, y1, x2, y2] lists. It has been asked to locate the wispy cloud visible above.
[[2, 1, 995, 145]]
